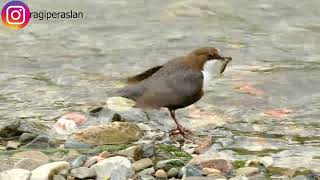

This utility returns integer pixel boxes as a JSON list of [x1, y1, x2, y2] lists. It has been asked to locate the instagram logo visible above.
[[1, 1, 30, 30]]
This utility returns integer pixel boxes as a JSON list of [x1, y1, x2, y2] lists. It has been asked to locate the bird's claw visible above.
[[169, 126, 192, 139]]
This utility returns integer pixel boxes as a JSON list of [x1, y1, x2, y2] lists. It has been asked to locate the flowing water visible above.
[[1, 0, 320, 173]]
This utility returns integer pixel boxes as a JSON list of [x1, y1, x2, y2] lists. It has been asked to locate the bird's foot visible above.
[[169, 126, 192, 139]]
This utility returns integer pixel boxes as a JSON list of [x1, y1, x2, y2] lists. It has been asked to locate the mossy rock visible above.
[[155, 144, 192, 163]]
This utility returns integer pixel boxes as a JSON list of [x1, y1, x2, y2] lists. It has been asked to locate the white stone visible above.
[[91, 156, 131, 180], [30, 161, 70, 180], [0, 169, 31, 180]]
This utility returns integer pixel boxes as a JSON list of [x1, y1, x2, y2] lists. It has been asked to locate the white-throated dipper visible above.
[[115, 47, 232, 138]]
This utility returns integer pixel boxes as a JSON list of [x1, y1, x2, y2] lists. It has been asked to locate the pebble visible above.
[[0, 168, 31, 180], [142, 143, 155, 158], [156, 159, 185, 171], [19, 133, 37, 143], [25, 135, 49, 149], [14, 158, 45, 171], [155, 169, 167, 178], [167, 167, 179, 178], [132, 158, 154, 172], [6, 141, 20, 150], [30, 161, 71, 180], [71, 155, 87, 168], [70, 167, 96, 179], [235, 167, 259, 176], [136, 167, 155, 176], [84, 156, 99, 168], [90, 156, 132, 180]]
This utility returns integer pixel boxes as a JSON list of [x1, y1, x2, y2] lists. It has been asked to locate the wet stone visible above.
[[24, 135, 49, 149], [132, 158, 154, 172], [70, 167, 96, 179], [71, 155, 87, 168], [136, 167, 155, 176], [142, 143, 155, 158], [155, 159, 185, 171], [19, 133, 37, 143], [64, 139, 94, 149], [6, 141, 20, 150], [179, 165, 202, 178], [118, 145, 143, 160], [167, 167, 179, 178]]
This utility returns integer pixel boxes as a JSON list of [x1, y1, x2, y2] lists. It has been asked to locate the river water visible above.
[[1, 0, 320, 173]]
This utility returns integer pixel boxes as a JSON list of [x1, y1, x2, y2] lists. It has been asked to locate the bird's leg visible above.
[[169, 110, 192, 139]]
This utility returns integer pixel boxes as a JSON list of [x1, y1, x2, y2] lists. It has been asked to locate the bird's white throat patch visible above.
[[202, 61, 219, 89]]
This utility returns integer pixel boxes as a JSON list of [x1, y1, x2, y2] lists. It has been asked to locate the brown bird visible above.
[[115, 47, 231, 138]]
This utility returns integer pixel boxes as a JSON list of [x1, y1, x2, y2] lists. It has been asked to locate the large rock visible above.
[[12, 151, 50, 163], [71, 122, 142, 145], [0, 119, 48, 138], [14, 158, 45, 171], [0, 169, 31, 180], [90, 156, 132, 180], [30, 161, 70, 180]]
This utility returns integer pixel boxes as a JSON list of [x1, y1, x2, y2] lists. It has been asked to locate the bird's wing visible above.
[[127, 65, 163, 84], [135, 64, 204, 109]]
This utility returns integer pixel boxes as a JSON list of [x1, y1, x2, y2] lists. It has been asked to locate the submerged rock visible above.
[[24, 135, 50, 149], [71, 122, 142, 145], [19, 133, 37, 143], [0, 119, 48, 138]]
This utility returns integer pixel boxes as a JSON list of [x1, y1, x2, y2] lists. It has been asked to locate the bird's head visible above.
[[190, 47, 227, 61], [185, 47, 232, 71]]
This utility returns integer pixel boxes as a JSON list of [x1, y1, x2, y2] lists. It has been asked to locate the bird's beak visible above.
[[219, 56, 232, 74]]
